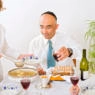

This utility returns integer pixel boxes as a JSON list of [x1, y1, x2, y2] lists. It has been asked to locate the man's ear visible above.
[[56, 24, 59, 30]]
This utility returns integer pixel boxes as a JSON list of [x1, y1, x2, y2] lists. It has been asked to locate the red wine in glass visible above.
[[53, 54, 59, 61], [70, 77, 79, 86], [21, 79, 31, 90]]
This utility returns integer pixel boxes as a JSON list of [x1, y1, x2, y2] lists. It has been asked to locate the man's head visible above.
[[40, 11, 59, 39]]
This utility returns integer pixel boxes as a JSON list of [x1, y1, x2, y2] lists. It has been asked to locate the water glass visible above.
[[40, 75, 50, 88]]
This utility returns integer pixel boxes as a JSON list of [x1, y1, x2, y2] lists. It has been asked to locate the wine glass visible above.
[[53, 53, 59, 62], [70, 76, 79, 86], [70, 76, 79, 95], [53, 51, 59, 67], [20, 78, 31, 95]]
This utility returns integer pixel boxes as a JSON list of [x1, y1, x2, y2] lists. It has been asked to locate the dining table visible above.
[[1, 57, 95, 95], [0, 73, 73, 95], [1, 75, 95, 95]]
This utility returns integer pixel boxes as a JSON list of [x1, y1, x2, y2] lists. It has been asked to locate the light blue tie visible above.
[[47, 40, 56, 68]]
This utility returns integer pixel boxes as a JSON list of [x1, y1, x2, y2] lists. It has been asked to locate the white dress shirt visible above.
[[29, 31, 82, 68], [0, 24, 20, 82]]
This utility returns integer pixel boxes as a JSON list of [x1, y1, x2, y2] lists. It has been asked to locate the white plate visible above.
[[0, 90, 19, 95], [62, 75, 71, 83]]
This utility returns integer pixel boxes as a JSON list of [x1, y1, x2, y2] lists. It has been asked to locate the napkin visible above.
[[0, 80, 22, 95], [0, 90, 18, 95], [79, 75, 95, 89]]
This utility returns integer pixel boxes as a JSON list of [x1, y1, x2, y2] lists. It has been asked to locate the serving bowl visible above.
[[8, 67, 38, 82]]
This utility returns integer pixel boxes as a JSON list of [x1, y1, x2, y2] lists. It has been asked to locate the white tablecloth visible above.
[[0, 58, 72, 95], [1, 58, 95, 95], [0, 76, 72, 95]]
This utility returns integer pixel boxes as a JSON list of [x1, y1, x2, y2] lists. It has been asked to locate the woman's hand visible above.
[[70, 85, 80, 95], [0, 53, 3, 58], [17, 54, 33, 59]]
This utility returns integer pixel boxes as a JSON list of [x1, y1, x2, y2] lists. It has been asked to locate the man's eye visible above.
[[40, 26, 43, 29], [46, 26, 51, 29]]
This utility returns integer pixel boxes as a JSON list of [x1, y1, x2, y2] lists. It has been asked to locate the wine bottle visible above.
[[80, 49, 89, 80]]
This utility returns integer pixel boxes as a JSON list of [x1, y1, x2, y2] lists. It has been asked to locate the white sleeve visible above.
[[61, 33, 82, 60], [3, 41, 20, 59], [0, 25, 20, 59]]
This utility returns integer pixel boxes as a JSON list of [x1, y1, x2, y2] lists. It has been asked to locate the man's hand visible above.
[[54, 47, 69, 61], [37, 67, 46, 75]]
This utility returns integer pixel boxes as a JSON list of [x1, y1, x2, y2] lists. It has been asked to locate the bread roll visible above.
[[52, 66, 74, 76]]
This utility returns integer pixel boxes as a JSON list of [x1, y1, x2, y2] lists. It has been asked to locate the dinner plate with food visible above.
[[8, 67, 38, 82], [47, 65, 75, 82]]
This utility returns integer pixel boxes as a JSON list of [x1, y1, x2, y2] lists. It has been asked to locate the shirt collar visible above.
[[42, 32, 57, 45]]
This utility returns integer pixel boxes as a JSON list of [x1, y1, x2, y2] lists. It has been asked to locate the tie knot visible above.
[[48, 40, 52, 46], [48, 40, 53, 51]]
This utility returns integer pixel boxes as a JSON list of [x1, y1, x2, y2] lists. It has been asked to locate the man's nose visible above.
[[42, 28, 47, 33]]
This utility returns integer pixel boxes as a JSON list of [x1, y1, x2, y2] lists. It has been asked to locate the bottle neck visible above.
[[82, 49, 86, 58]]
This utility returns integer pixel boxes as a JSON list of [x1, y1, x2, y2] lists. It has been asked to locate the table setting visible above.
[[0, 71, 71, 95], [0, 56, 75, 95], [1, 55, 95, 95]]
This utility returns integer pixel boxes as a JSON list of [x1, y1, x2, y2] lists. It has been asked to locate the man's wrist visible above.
[[67, 48, 73, 57]]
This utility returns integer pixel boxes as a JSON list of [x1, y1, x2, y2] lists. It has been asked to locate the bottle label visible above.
[[83, 71, 88, 79]]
